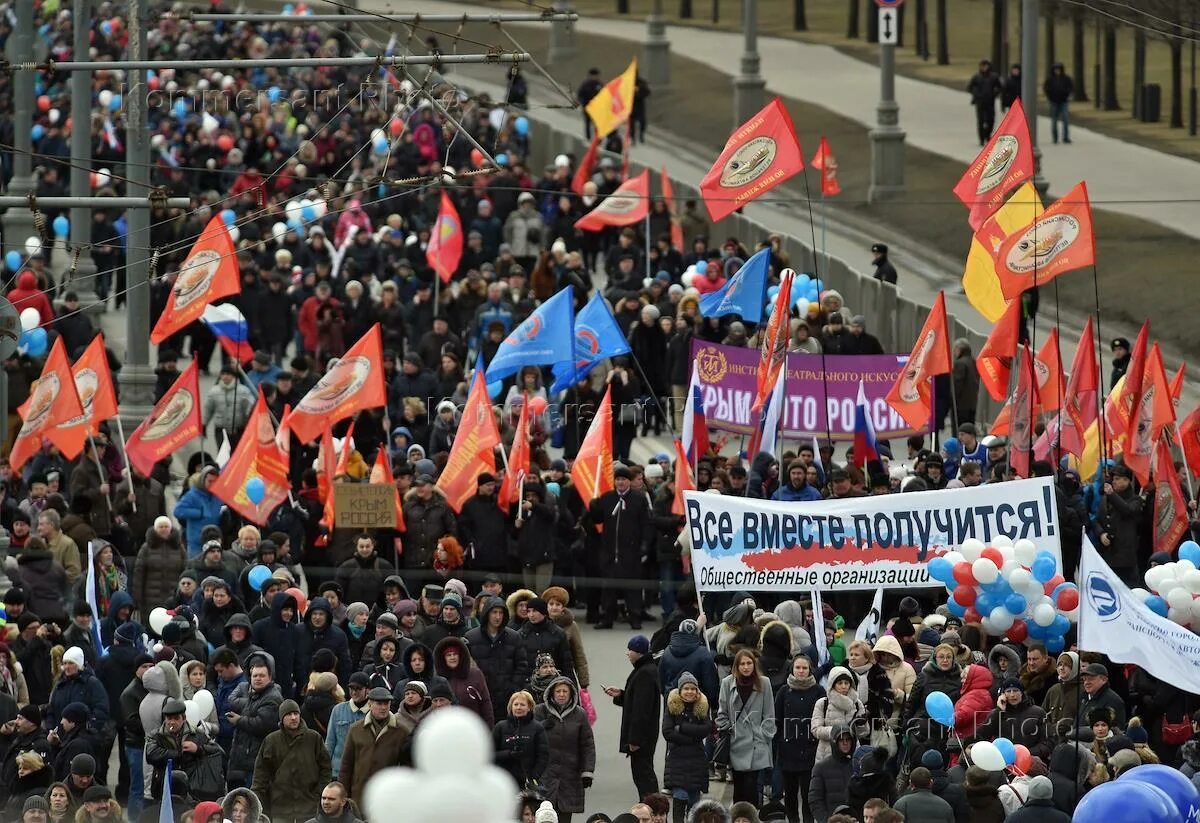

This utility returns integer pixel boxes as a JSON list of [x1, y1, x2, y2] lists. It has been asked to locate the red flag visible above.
[[10, 337, 85, 471], [660, 168, 684, 251], [571, 133, 601, 195], [288, 324, 387, 444], [1154, 437, 1189, 554], [499, 394, 531, 510], [995, 181, 1096, 302], [427, 191, 463, 284], [976, 298, 1022, 401], [1180, 403, 1200, 479], [1125, 342, 1175, 485], [574, 170, 650, 232], [1035, 319, 1099, 462], [316, 426, 336, 535], [1171, 364, 1187, 412], [1108, 321, 1150, 450], [1009, 344, 1038, 478], [572, 386, 614, 504], [70, 335, 119, 436], [370, 447, 407, 533], [437, 371, 502, 512], [124, 359, 202, 477], [700, 97, 804, 222], [210, 391, 291, 525], [810, 135, 841, 197], [150, 216, 240, 344], [1034, 327, 1064, 413], [753, 270, 794, 414], [953, 99, 1035, 229], [671, 438, 694, 517], [886, 292, 953, 431]]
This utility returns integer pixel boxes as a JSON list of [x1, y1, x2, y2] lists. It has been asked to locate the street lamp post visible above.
[[548, 1, 577, 65], [1021, 0, 1049, 197], [68, 0, 98, 305], [733, 0, 766, 126], [2, 0, 38, 259], [644, 0, 671, 87], [868, 2, 906, 203]]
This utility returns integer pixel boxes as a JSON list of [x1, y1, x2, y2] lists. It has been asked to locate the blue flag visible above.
[[485, 288, 576, 382], [159, 760, 174, 823], [550, 293, 631, 393], [698, 247, 771, 324]]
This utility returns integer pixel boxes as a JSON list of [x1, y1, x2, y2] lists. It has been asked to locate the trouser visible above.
[[975, 103, 995, 144], [672, 790, 701, 823], [1050, 101, 1071, 141], [522, 562, 553, 594], [731, 768, 761, 805], [125, 746, 145, 821], [603, 576, 644, 625], [782, 769, 813, 823], [660, 560, 681, 618], [114, 727, 129, 801], [629, 747, 659, 799]]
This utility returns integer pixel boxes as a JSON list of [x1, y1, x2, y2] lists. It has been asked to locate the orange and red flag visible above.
[[575, 170, 650, 232], [572, 386, 614, 504], [660, 167, 684, 251], [810, 135, 841, 197], [125, 358, 203, 477], [287, 324, 387, 444], [1180, 403, 1200, 479], [427, 191, 463, 284], [71, 335, 118, 435], [886, 292, 952, 431], [369, 447, 407, 533], [953, 99, 1034, 229], [571, 133, 602, 195], [1124, 342, 1175, 485], [150, 216, 240, 344], [1034, 328, 1065, 413], [671, 438, 694, 517], [11, 337, 85, 471], [499, 394, 531, 510], [700, 97, 804, 222], [995, 181, 1095, 301], [976, 298, 1022, 401], [1107, 321, 1150, 450], [210, 391, 291, 525], [436, 371, 502, 512], [1154, 436, 1189, 554], [1008, 344, 1039, 478]]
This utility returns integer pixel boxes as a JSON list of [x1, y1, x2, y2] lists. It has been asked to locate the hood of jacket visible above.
[[962, 663, 993, 694], [988, 644, 1021, 676], [828, 666, 855, 691], [245, 650, 276, 680], [1050, 741, 1095, 785], [107, 590, 134, 618], [480, 596, 508, 628], [403, 641, 433, 676], [224, 613, 253, 642], [872, 634, 904, 662], [179, 659, 207, 686], [382, 575, 411, 599], [306, 596, 334, 627], [685, 800, 730, 823], [143, 660, 183, 698], [758, 620, 793, 659], [749, 451, 778, 480], [271, 591, 298, 626], [144, 525, 184, 551], [434, 636, 472, 679], [541, 675, 579, 718], [1058, 651, 1079, 680], [667, 686, 709, 719], [667, 629, 703, 658], [830, 723, 855, 761], [506, 589, 536, 618], [222, 787, 263, 823]]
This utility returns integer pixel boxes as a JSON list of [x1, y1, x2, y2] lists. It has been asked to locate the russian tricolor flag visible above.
[[681, 367, 710, 466], [852, 380, 880, 468], [201, 303, 254, 365], [747, 364, 786, 459]]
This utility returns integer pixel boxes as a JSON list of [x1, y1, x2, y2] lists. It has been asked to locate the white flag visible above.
[[810, 590, 830, 668], [855, 587, 885, 645], [1079, 537, 1200, 695], [215, 431, 231, 469]]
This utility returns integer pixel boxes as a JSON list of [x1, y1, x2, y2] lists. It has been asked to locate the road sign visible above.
[[875, 0, 904, 7], [878, 7, 899, 45], [0, 298, 18, 361]]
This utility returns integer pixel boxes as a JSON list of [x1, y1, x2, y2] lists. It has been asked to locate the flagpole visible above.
[[87, 435, 114, 512], [820, 187, 827, 264], [628, 353, 676, 438], [645, 209, 651, 282], [112, 416, 137, 514], [1175, 425, 1197, 502]]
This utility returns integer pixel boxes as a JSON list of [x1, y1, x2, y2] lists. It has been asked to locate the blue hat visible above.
[[654, 452, 671, 463], [627, 635, 650, 655]]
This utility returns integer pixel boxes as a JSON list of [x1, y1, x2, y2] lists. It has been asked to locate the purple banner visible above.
[[689, 340, 932, 441]]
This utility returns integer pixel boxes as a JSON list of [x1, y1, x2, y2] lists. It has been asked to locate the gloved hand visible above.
[[581, 776, 593, 789]]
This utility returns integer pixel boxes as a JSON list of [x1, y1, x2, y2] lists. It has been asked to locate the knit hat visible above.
[[628, 635, 650, 655], [3, 589, 25, 606], [535, 800, 558, 823], [677, 672, 699, 690], [376, 612, 399, 629], [82, 785, 112, 803], [1125, 717, 1150, 744], [62, 647, 85, 668], [114, 621, 142, 646], [921, 749, 944, 770], [526, 597, 549, 617], [192, 801, 224, 823], [679, 618, 700, 635], [23, 797, 48, 814], [278, 699, 301, 719], [394, 599, 418, 617], [17, 704, 40, 726], [16, 613, 38, 632], [1027, 775, 1053, 801], [1001, 678, 1024, 694], [941, 630, 961, 648], [404, 680, 428, 697], [61, 703, 89, 726], [346, 602, 370, 623], [70, 753, 96, 776], [428, 679, 455, 703], [535, 652, 555, 670], [313, 672, 339, 694], [441, 592, 463, 612]]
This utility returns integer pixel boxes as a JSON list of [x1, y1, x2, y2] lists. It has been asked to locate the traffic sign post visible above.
[[869, 0, 906, 202], [878, 7, 899, 45]]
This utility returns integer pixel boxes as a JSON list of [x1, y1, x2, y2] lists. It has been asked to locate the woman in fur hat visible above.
[[663, 672, 709, 823]]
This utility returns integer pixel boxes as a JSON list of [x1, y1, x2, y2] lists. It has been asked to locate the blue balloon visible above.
[[99, 19, 112, 35], [993, 737, 1016, 766], [282, 3, 294, 12], [1180, 540, 1200, 565], [495, 152, 509, 167], [31, 124, 44, 141], [1031, 551, 1057, 583], [5, 251, 21, 271], [23, 328, 47, 357], [247, 564, 272, 591], [946, 598, 967, 618], [766, 285, 780, 301], [220, 209, 236, 227], [301, 205, 317, 223], [268, 86, 282, 103], [763, 302, 774, 317], [1026, 618, 1049, 640], [1045, 634, 1066, 654], [545, 481, 561, 497], [245, 477, 265, 505], [928, 557, 953, 584], [924, 691, 955, 727], [1073, 780, 1183, 823], [373, 137, 388, 155], [1145, 595, 1169, 617], [514, 116, 529, 136], [52, 215, 69, 238], [1051, 614, 1070, 637], [807, 287, 819, 302], [795, 273, 812, 289], [174, 99, 188, 119], [1119, 764, 1200, 823], [108, 93, 122, 112], [1004, 592, 1027, 615], [975, 592, 997, 616]]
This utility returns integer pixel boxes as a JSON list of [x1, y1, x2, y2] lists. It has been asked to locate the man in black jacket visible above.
[[518, 599, 575, 684], [586, 466, 651, 629], [603, 635, 659, 800], [0, 705, 48, 807], [1044, 62, 1075, 144], [1097, 464, 1144, 586], [465, 596, 529, 720], [458, 475, 508, 579], [967, 59, 1002, 145]]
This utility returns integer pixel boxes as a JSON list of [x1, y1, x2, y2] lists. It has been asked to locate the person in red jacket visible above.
[[691, 260, 726, 296], [955, 663, 995, 739], [7, 271, 54, 327], [296, 281, 341, 356]]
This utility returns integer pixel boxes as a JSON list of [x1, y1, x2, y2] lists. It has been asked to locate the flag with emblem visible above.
[[575, 170, 650, 232], [994, 181, 1095, 301], [485, 287, 576, 381], [549, 292, 630, 394], [885, 292, 952, 431], [698, 246, 771, 324], [287, 325, 386, 444], [961, 182, 1043, 323], [700, 97, 804, 222], [437, 371, 502, 513], [11, 337, 85, 471], [585, 59, 637, 139], [953, 99, 1035, 229], [150, 216, 240, 344], [1154, 436, 1189, 555], [1124, 342, 1174, 485], [427, 191, 463, 284], [573, 386, 614, 504], [124, 359, 202, 477]]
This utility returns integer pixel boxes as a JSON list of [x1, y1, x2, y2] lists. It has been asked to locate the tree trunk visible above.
[[616, 0, 629, 13], [793, 0, 806, 31], [1171, 39, 1184, 128], [1072, 7, 1088, 101], [1044, 6, 1056, 71], [1132, 28, 1146, 119], [680, 0, 693, 19], [897, 3, 905, 47], [848, 0, 859, 39], [992, 0, 1005, 70], [1103, 24, 1119, 111], [867, 0, 879, 43], [937, 0, 950, 65], [711, 0, 719, 24], [916, 0, 929, 59]]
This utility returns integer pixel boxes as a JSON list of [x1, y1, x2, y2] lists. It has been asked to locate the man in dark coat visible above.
[[809, 725, 854, 822], [334, 534, 395, 609], [1097, 464, 1144, 586], [294, 598, 353, 690], [226, 652, 283, 788], [967, 59, 1002, 145], [400, 478, 456, 575], [465, 596, 529, 721], [0, 705, 49, 806], [603, 635, 659, 800], [518, 599, 575, 684], [585, 466, 651, 629], [457, 474, 508, 576], [251, 592, 301, 699], [251, 699, 332, 823], [417, 592, 470, 648], [919, 749, 971, 823], [656, 619, 719, 708]]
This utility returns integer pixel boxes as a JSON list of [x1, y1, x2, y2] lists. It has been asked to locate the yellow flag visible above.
[[961, 182, 1043, 322], [1078, 376, 1125, 479], [586, 59, 637, 139]]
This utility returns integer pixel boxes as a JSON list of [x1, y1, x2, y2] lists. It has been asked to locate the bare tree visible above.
[[1133, 27, 1146, 118], [1103, 23, 1119, 110], [1071, 5, 1089, 101], [937, 0, 950, 64], [992, 0, 1007, 69], [915, 0, 930, 58], [794, 0, 807, 30], [848, 0, 860, 38]]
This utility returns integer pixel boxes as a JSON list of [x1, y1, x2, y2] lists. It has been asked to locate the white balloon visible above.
[[795, 298, 809, 317], [680, 271, 696, 287], [19, 308, 39, 332], [228, 226, 239, 243], [1008, 567, 1033, 591], [943, 550, 965, 566], [1032, 603, 1056, 627], [1013, 538, 1037, 566], [95, 169, 111, 187], [1000, 560, 1021, 577], [980, 617, 998, 636], [285, 200, 303, 222], [1189, 597, 1200, 624], [1184, 570, 1200, 593], [972, 558, 999, 584], [192, 689, 215, 718], [23, 236, 40, 256], [1179, 559, 1197, 574], [184, 699, 201, 727], [988, 606, 1015, 631], [1169, 606, 1191, 626], [271, 222, 288, 243], [1146, 567, 1164, 591], [148, 607, 171, 635], [1158, 578, 1180, 597], [474, 766, 519, 813], [363, 768, 424, 823], [201, 112, 219, 134], [413, 707, 492, 774], [960, 538, 986, 562], [992, 535, 1013, 548], [1131, 587, 1150, 600], [48, 109, 60, 125], [971, 740, 1007, 771], [98, 89, 113, 107], [1168, 586, 1194, 610], [313, 200, 328, 219], [999, 545, 1015, 564]]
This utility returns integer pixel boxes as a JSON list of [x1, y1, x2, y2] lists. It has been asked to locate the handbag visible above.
[[186, 745, 227, 801], [579, 687, 597, 727], [712, 691, 751, 766], [1162, 716, 1193, 745], [870, 726, 898, 757]]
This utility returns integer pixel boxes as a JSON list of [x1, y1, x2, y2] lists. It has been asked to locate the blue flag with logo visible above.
[[485, 287, 576, 382], [698, 247, 771, 324], [550, 293, 631, 394]]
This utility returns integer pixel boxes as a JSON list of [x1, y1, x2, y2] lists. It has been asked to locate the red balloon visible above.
[[981, 547, 1005, 568], [1057, 586, 1080, 611], [952, 586, 977, 607], [110, 16, 122, 31], [527, 396, 549, 416], [963, 607, 982, 624], [470, 148, 484, 167], [388, 119, 403, 136], [1042, 574, 1066, 595], [1012, 743, 1032, 775], [148, 76, 160, 91], [37, 95, 50, 112], [953, 562, 976, 587], [216, 134, 234, 152], [285, 587, 307, 616], [1007, 620, 1028, 643]]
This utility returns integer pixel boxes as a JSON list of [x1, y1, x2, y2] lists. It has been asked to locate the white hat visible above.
[[534, 801, 558, 823], [153, 516, 172, 531], [644, 463, 664, 480], [63, 647, 86, 668]]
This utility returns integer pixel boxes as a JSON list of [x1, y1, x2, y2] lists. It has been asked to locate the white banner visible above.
[[684, 477, 1062, 592], [1079, 537, 1200, 695]]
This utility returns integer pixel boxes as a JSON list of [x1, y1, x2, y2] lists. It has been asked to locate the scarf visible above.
[[851, 662, 872, 678], [98, 566, 120, 615], [530, 670, 557, 696], [788, 674, 816, 690], [347, 623, 365, 639]]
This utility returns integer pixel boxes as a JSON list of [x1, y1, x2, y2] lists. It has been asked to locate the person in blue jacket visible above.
[[173, 466, 224, 557], [772, 460, 824, 503]]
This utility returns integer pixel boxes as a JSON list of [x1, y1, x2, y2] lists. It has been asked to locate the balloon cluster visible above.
[[1134, 540, 1200, 625], [927, 537, 1078, 654], [364, 708, 518, 823], [18, 307, 47, 357], [924, 692, 1033, 772], [184, 689, 216, 729], [282, 196, 328, 235], [1075, 764, 1200, 823], [765, 273, 823, 319]]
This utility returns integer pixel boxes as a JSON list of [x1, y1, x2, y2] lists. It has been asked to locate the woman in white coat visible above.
[[716, 648, 776, 805], [810, 665, 868, 762]]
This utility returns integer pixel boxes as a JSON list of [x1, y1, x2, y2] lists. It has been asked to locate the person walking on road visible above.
[[603, 635, 660, 802], [968, 59, 1003, 145], [1045, 62, 1075, 144]]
